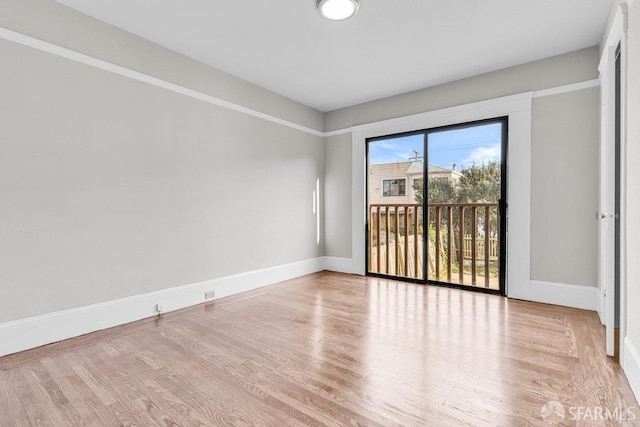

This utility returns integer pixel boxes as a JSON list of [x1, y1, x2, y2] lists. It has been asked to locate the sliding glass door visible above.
[[366, 118, 507, 294]]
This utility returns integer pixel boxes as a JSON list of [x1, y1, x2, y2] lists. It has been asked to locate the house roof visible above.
[[370, 160, 461, 176], [406, 161, 423, 175], [406, 161, 460, 176]]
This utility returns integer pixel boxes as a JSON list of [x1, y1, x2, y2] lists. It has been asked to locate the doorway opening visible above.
[[366, 118, 507, 295]]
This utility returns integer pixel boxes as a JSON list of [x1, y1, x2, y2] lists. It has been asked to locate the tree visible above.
[[412, 162, 501, 205], [408, 162, 502, 279], [414, 162, 501, 242], [412, 178, 457, 204], [456, 161, 501, 203], [456, 162, 501, 239]]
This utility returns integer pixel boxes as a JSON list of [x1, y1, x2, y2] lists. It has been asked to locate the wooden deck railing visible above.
[[368, 203, 500, 289]]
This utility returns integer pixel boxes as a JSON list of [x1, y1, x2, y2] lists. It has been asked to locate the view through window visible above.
[[367, 119, 506, 293]]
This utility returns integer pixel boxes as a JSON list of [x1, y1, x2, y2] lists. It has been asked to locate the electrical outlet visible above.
[[204, 290, 216, 300], [155, 302, 164, 313]]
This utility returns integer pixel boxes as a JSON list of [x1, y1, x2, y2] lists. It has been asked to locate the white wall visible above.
[[0, 0, 325, 324]]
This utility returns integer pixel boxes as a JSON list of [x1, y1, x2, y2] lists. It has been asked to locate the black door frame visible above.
[[365, 117, 508, 296]]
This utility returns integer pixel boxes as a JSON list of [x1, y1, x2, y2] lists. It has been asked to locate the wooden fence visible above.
[[368, 203, 500, 289]]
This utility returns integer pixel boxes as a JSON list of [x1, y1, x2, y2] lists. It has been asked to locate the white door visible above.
[[599, 45, 616, 357]]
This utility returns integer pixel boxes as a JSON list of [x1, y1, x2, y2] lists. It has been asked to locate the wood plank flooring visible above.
[[0, 271, 637, 426]]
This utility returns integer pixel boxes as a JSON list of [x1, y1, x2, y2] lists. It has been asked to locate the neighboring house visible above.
[[368, 159, 462, 205]]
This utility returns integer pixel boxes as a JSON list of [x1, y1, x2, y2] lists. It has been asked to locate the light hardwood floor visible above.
[[0, 272, 637, 426]]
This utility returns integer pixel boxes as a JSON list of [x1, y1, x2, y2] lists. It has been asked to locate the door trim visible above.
[[364, 117, 507, 295], [351, 92, 533, 299], [598, 2, 629, 360]]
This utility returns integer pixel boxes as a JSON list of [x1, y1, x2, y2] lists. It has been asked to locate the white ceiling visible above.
[[53, 0, 612, 112]]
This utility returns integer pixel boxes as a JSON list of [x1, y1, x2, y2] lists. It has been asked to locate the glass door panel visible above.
[[367, 133, 425, 280], [426, 120, 505, 291]]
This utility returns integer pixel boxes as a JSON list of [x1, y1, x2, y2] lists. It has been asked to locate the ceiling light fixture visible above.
[[317, 0, 360, 21]]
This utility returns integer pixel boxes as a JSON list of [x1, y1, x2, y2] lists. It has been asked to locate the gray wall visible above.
[[0, 0, 324, 132], [531, 89, 600, 286], [323, 48, 601, 288], [0, 0, 606, 325], [324, 133, 352, 258], [0, 1, 324, 323], [325, 47, 599, 132], [626, 0, 640, 370]]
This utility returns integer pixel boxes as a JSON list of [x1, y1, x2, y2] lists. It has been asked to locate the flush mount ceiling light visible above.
[[317, 0, 360, 21]]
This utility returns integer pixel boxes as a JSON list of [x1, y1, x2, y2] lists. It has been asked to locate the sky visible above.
[[369, 122, 503, 169]]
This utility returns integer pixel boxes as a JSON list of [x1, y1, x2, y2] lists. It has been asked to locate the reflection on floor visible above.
[[0, 271, 636, 425]]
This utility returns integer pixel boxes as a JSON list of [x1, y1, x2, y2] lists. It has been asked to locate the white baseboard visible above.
[[511, 280, 600, 311], [321, 258, 599, 312], [624, 337, 640, 403], [0, 258, 601, 357], [320, 258, 599, 312], [322, 256, 354, 274], [322, 261, 598, 313], [0, 257, 325, 357]]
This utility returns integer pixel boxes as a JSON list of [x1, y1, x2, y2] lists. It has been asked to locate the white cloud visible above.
[[461, 143, 501, 166]]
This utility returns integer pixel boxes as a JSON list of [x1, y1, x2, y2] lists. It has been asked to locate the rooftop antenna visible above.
[[410, 150, 423, 161]]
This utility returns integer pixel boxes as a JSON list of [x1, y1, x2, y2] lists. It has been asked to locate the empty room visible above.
[[1, 0, 640, 425]]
